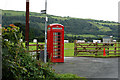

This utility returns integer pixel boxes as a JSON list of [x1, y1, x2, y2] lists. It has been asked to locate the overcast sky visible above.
[[0, 0, 120, 22]]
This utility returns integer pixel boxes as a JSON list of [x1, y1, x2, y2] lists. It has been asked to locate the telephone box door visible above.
[[52, 31, 64, 62]]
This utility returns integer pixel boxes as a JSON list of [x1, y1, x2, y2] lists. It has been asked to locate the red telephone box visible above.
[[47, 24, 64, 62]]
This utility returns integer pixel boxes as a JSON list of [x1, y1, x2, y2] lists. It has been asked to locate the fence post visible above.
[[95, 42, 98, 56], [25, 41, 29, 52], [114, 43, 116, 55], [107, 45, 109, 55], [74, 40, 77, 56], [36, 41, 39, 60]]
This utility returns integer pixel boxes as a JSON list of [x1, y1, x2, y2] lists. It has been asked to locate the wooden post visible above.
[[25, 0, 29, 50], [25, 41, 29, 52], [95, 42, 98, 56], [114, 43, 117, 55], [107, 45, 109, 55], [36, 41, 39, 60], [74, 40, 77, 56]]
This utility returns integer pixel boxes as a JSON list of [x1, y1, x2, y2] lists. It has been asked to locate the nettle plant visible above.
[[2, 24, 57, 80]]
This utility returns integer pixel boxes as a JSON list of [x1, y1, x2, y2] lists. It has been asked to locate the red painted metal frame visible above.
[[47, 24, 64, 62]]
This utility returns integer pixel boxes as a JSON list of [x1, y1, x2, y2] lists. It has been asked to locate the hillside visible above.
[[2, 10, 118, 42]]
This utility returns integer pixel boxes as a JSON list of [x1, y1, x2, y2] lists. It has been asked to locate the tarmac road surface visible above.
[[51, 57, 119, 79]]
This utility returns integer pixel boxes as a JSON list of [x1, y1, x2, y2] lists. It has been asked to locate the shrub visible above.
[[2, 24, 84, 80], [2, 24, 57, 80]]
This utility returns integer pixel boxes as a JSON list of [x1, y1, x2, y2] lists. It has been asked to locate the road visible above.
[[51, 57, 119, 79]]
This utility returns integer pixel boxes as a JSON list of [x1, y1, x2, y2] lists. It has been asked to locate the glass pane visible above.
[[53, 32, 62, 59], [54, 46, 58, 48], [55, 33, 58, 35]]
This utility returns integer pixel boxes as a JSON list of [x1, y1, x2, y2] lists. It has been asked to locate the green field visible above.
[[65, 34, 97, 38], [96, 22, 118, 26], [64, 43, 74, 56], [89, 22, 112, 32], [24, 42, 119, 57], [65, 34, 107, 38]]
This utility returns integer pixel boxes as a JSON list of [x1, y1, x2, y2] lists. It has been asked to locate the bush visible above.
[[2, 24, 57, 80], [2, 24, 84, 80]]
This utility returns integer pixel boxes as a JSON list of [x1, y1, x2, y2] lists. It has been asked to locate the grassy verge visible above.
[[56, 73, 86, 79]]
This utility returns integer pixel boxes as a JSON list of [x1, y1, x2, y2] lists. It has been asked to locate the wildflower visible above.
[[4, 39, 8, 41], [3, 28, 5, 31], [9, 24, 15, 27], [3, 28, 7, 31], [13, 28, 17, 31]]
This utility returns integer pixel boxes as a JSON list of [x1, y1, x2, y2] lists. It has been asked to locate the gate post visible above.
[[36, 40, 39, 60], [107, 43, 109, 55], [74, 40, 77, 56], [114, 43, 117, 55], [95, 42, 98, 56]]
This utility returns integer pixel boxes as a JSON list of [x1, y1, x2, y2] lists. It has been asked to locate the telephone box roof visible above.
[[49, 23, 64, 27]]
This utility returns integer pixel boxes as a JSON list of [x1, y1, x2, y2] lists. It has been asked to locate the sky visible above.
[[0, 0, 120, 22]]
